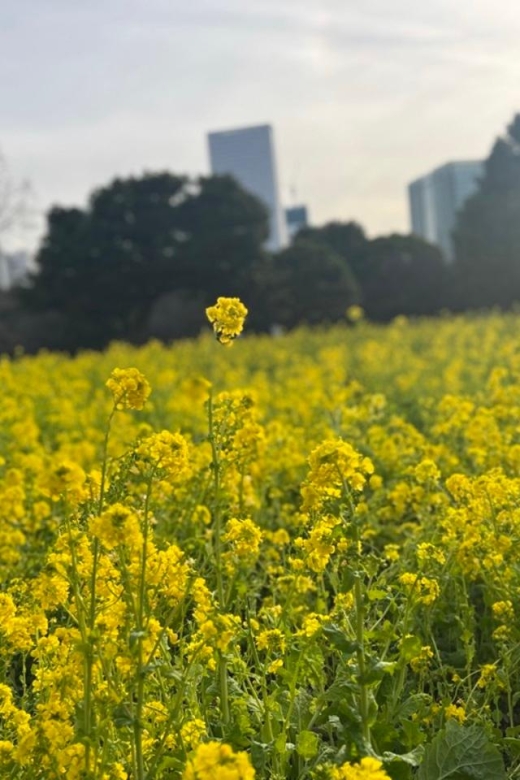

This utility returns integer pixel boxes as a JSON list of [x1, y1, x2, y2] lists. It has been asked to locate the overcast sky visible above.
[[2, 0, 520, 249]]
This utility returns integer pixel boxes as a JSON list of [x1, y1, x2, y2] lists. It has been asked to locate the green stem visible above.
[[207, 391, 224, 603], [146, 651, 200, 778], [134, 476, 154, 780], [339, 473, 372, 750], [279, 650, 304, 776], [84, 407, 115, 775], [388, 594, 414, 717], [207, 390, 230, 726], [354, 574, 371, 747]]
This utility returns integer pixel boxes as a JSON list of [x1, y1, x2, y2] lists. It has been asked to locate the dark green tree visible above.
[[175, 175, 269, 303], [257, 239, 359, 329], [23, 174, 190, 348], [362, 234, 445, 321], [453, 113, 520, 308], [296, 221, 368, 282], [23, 173, 269, 349]]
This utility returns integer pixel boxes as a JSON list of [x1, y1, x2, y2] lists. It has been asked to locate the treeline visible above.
[[2, 174, 447, 352], [1, 112, 519, 353]]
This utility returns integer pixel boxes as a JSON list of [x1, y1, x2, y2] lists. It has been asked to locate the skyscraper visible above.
[[207, 124, 287, 251], [408, 161, 483, 262], [285, 205, 309, 241]]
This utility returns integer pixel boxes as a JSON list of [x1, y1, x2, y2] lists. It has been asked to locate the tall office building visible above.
[[285, 205, 309, 241], [408, 161, 483, 262], [207, 124, 287, 251]]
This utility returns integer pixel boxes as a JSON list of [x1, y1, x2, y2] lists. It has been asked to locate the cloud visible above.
[[1, 0, 520, 245]]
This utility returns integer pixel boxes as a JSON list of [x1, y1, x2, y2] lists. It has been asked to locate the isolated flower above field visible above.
[[346, 304, 365, 323], [205, 296, 248, 345]]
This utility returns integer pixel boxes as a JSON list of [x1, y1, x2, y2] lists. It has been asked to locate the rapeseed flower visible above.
[[89, 503, 143, 551], [136, 430, 190, 479], [223, 517, 263, 559], [106, 366, 151, 410], [205, 297, 248, 345], [1, 310, 520, 777], [301, 439, 374, 510], [333, 757, 390, 779], [182, 741, 255, 780], [346, 304, 364, 322]]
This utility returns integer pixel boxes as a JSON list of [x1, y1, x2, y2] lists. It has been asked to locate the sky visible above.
[[1, 0, 520, 250]]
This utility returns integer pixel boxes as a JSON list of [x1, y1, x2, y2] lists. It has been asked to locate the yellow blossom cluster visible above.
[[223, 517, 263, 559], [183, 741, 255, 780], [106, 367, 151, 410], [332, 757, 390, 780], [301, 439, 374, 511], [205, 297, 248, 345]]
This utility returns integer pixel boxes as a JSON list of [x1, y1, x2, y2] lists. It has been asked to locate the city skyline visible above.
[[408, 160, 483, 262], [2, 0, 519, 252]]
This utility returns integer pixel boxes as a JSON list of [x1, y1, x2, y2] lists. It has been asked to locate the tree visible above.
[[296, 221, 368, 282], [362, 234, 445, 321], [23, 173, 269, 349], [291, 222, 446, 321], [257, 239, 359, 329], [23, 174, 190, 348], [453, 113, 520, 309], [174, 175, 269, 303]]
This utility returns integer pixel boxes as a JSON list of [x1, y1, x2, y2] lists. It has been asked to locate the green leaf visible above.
[[323, 624, 358, 655], [340, 568, 357, 592], [157, 756, 184, 773], [502, 737, 520, 757], [382, 746, 424, 767], [418, 721, 506, 780], [368, 588, 388, 601], [395, 693, 432, 721], [399, 635, 423, 662], [112, 703, 134, 729], [296, 730, 319, 760], [361, 659, 397, 684], [274, 734, 295, 755]]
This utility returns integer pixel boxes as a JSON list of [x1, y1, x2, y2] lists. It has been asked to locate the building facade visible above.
[[284, 205, 308, 241], [207, 124, 287, 251], [408, 160, 483, 261]]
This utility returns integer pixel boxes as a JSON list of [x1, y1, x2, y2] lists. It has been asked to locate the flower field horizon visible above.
[[1, 309, 520, 778]]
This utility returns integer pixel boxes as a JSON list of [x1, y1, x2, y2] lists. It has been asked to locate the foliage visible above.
[[1, 310, 520, 777], [22, 174, 268, 349], [15, 168, 451, 353], [290, 224, 446, 322], [361, 234, 446, 321], [453, 113, 520, 309], [257, 239, 360, 328], [296, 221, 368, 283], [174, 175, 269, 304], [418, 722, 506, 780]]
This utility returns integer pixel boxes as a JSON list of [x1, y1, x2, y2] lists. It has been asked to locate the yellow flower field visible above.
[[0, 309, 519, 779]]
